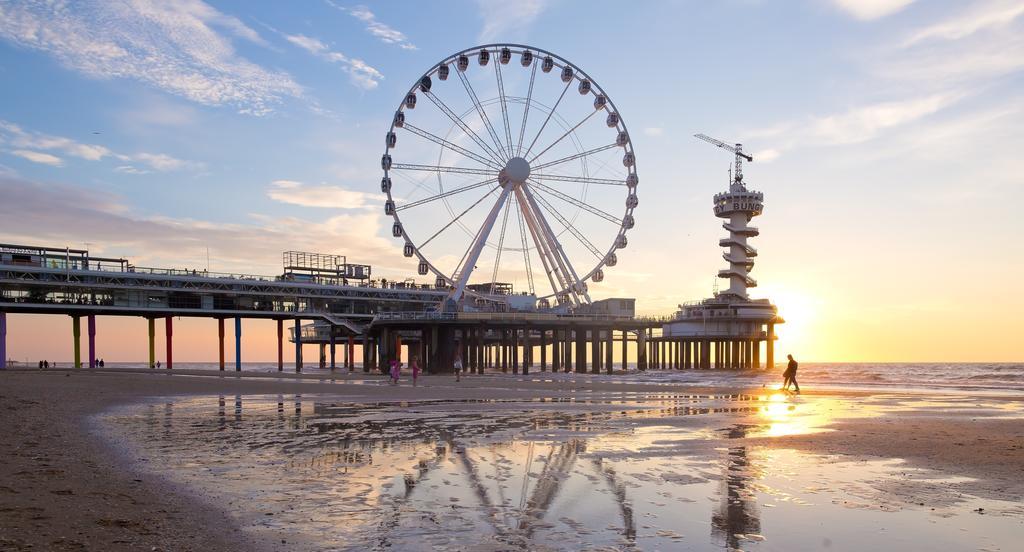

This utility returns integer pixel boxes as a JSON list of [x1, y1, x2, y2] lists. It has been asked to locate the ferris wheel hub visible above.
[[499, 156, 531, 187]]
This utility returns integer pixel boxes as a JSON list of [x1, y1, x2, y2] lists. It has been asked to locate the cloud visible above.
[[643, 127, 664, 137], [0, 120, 111, 161], [267, 179, 376, 209], [283, 33, 384, 90], [130, 152, 203, 172], [476, 0, 549, 42], [114, 165, 150, 175], [0, 119, 201, 172], [903, 0, 1024, 45], [10, 150, 63, 167], [746, 92, 964, 155], [0, 0, 303, 115], [329, 3, 417, 50], [0, 175, 401, 276], [830, 0, 916, 21]]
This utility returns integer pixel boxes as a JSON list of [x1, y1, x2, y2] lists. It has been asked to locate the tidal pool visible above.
[[101, 393, 1021, 551]]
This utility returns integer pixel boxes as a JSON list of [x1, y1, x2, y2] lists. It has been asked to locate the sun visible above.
[[756, 285, 819, 361]]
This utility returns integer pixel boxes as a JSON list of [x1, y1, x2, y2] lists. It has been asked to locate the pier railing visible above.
[[374, 311, 641, 323]]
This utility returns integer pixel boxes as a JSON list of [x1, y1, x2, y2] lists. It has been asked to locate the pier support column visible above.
[[217, 318, 226, 371], [591, 331, 600, 374], [87, 314, 96, 368], [0, 312, 6, 370], [754, 339, 761, 369], [523, 327, 531, 375], [234, 317, 242, 371], [348, 336, 355, 371], [605, 329, 614, 374], [702, 340, 711, 370], [564, 330, 573, 373], [621, 330, 628, 371], [512, 330, 519, 375], [72, 316, 81, 369], [319, 343, 326, 369], [539, 330, 547, 372], [575, 330, 586, 373], [767, 323, 775, 370], [276, 320, 284, 372], [362, 334, 370, 373], [294, 318, 302, 373], [148, 318, 155, 369], [330, 331, 336, 371], [551, 331, 559, 372], [165, 317, 173, 369]]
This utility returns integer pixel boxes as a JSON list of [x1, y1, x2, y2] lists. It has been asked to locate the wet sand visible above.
[[1, 368, 1022, 551]]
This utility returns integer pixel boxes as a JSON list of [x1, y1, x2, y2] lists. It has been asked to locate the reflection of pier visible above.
[[711, 425, 761, 549]]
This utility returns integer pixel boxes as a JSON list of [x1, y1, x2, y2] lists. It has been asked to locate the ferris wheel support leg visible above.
[[513, 187, 567, 300], [522, 185, 590, 305], [449, 186, 513, 304]]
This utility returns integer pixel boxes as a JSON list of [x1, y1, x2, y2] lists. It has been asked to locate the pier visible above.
[[0, 242, 779, 374]]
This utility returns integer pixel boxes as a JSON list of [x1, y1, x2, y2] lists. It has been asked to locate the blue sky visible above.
[[1, 0, 1022, 360]]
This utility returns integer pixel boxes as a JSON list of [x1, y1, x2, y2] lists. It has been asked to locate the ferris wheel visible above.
[[381, 44, 638, 309]]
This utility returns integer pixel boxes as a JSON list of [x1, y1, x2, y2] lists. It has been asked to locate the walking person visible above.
[[783, 354, 800, 394], [411, 356, 421, 387], [453, 350, 463, 383], [389, 358, 401, 385]]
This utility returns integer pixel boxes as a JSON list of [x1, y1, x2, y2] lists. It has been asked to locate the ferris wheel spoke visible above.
[[489, 193, 513, 294], [421, 90, 505, 164], [531, 189, 606, 260], [494, 61, 514, 155], [397, 177, 498, 212], [528, 111, 599, 165], [456, 66, 507, 161], [530, 173, 626, 186], [514, 194, 536, 295], [402, 123, 501, 170], [523, 80, 572, 159], [531, 143, 618, 172], [516, 61, 538, 157], [527, 180, 622, 225], [419, 185, 502, 249], [391, 163, 494, 177]]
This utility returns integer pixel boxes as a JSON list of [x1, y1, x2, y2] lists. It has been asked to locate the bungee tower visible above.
[[654, 135, 783, 370], [700, 134, 762, 299]]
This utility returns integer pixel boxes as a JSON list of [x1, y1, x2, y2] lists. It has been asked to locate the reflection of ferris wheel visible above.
[[381, 44, 638, 309]]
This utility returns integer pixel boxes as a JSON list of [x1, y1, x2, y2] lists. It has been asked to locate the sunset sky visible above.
[[1, 0, 1022, 363]]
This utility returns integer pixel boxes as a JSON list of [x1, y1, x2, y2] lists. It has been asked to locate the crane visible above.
[[694, 133, 752, 189]]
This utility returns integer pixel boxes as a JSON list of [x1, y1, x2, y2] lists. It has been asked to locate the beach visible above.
[[1, 368, 1022, 551]]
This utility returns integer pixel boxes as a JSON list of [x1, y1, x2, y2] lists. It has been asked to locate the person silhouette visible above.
[[783, 354, 800, 393]]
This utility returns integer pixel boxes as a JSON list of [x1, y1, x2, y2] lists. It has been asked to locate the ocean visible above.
[[81, 361, 1024, 394]]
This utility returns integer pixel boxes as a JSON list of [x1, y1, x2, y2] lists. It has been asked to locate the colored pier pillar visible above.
[[234, 317, 242, 371], [87, 314, 96, 368], [148, 318, 156, 368], [0, 312, 7, 370], [72, 316, 81, 369], [218, 318, 226, 371], [347, 336, 355, 371], [294, 318, 302, 373], [276, 319, 284, 372], [165, 317, 173, 369], [766, 323, 775, 370]]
